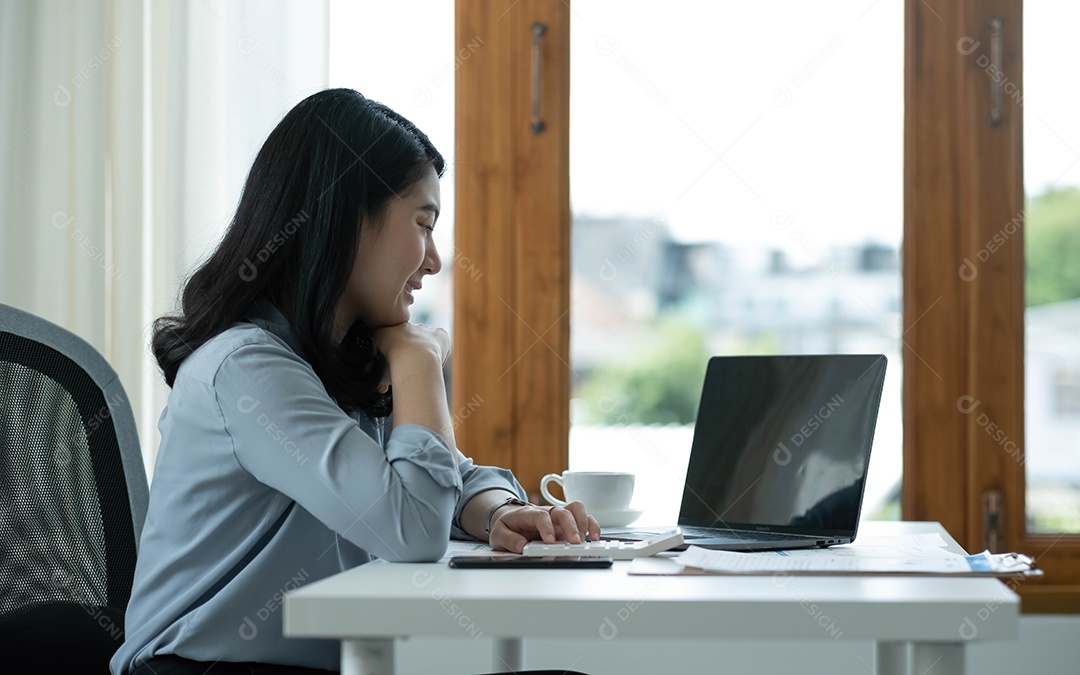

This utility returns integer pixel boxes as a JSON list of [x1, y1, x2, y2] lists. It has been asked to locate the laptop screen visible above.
[[678, 354, 887, 537]]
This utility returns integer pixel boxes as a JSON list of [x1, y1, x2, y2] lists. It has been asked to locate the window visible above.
[[904, 0, 1080, 612], [565, 1, 904, 527], [454, 0, 1080, 611], [1023, 2, 1080, 534]]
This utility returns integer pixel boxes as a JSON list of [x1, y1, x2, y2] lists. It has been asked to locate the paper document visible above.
[[660, 546, 1040, 577], [778, 545, 963, 559]]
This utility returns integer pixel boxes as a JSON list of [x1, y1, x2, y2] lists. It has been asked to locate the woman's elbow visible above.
[[387, 521, 451, 562], [386, 497, 455, 562], [394, 536, 450, 563]]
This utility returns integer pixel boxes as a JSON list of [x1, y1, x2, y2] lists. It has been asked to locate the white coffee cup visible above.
[[539, 471, 635, 512]]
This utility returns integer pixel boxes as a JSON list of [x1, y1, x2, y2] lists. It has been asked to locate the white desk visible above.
[[284, 522, 1019, 675]]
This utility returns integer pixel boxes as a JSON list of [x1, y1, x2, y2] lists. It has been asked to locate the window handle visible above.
[[987, 16, 1003, 128], [983, 489, 1003, 552], [530, 22, 546, 135]]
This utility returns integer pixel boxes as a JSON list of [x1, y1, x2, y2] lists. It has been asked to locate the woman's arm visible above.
[[375, 322, 457, 455], [372, 321, 600, 552], [214, 337, 460, 562]]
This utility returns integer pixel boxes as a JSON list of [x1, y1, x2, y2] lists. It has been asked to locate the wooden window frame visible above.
[[905, 0, 1079, 613], [453, 0, 571, 503]]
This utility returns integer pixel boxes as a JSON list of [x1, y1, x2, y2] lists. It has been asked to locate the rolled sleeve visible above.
[[386, 424, 463, 492]]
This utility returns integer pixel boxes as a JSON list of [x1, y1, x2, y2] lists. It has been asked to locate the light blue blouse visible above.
[[111, 302, 525, 674]]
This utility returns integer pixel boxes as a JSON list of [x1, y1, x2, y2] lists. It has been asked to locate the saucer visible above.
[[592, 508, 644, 528]]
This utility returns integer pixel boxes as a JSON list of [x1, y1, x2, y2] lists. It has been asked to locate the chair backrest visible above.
[[0, 303, 149, 670]]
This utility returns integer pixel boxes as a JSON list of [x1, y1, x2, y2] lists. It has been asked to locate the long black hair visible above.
[[152, 89, 445, 415]]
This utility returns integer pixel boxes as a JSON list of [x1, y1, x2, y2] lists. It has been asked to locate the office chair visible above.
[[0, 303, 149, 674]]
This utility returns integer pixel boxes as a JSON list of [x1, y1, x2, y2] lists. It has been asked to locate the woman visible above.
[[112, 89, 598, 675]]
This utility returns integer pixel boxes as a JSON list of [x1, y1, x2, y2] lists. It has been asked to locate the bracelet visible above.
[[484, 495, 531, 535]]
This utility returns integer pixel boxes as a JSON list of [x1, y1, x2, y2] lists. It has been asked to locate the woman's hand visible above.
[[372, 322, 455, 449], [488, 501, 601, 554], [373, 322, 449, 393], [374, 322, 450, 368]]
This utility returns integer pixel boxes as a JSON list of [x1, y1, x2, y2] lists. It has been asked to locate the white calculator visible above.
[[521, 529, 684, 560]]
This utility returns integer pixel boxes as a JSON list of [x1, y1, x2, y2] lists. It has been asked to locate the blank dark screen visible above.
[[678, 355, 887, 535]]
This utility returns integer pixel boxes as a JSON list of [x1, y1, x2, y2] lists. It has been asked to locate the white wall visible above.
[[392, 615, 1080, 675]]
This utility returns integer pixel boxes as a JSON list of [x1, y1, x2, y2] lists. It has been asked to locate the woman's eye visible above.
[[419, 222, 435, 233]]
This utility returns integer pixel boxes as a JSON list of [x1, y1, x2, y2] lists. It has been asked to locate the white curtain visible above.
[[0, 0, 329, 474]]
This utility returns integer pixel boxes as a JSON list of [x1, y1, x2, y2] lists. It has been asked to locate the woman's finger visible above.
[[561, 501, 594, 541], [490, 526, 528, 554], [550, 506, 583, 544], [586, 513, 601, 542], [532, 506, 557, 544]]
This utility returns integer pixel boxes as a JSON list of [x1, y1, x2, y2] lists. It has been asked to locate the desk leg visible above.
[[493, 638, 524, 672], [912, 642, 964, 675], [342, 638, 395, 675], [875, 641, 909, 675]]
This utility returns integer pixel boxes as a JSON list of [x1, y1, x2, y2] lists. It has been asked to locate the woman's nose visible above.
[[425, 240, 442, 275]]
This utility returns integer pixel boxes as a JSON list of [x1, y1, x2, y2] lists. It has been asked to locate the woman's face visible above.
[[337, 164, 442, 335]]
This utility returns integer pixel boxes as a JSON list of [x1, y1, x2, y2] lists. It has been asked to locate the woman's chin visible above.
[[384, 308, 410, 325]]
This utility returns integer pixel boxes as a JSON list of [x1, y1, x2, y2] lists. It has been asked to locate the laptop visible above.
[[604, 354, 887, 551]]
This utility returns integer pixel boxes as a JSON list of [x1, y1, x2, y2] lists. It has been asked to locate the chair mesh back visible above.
[[0, 330, 137, 615]]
